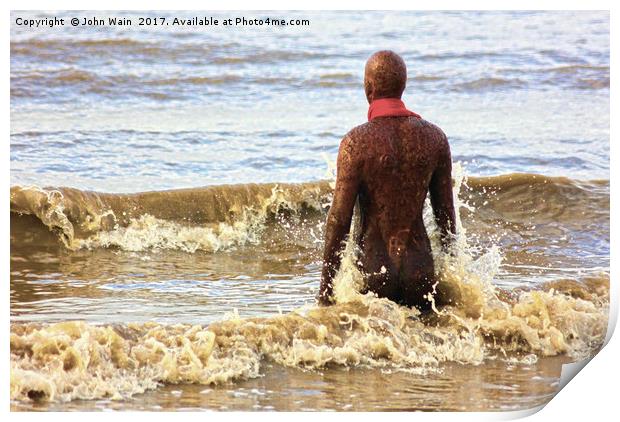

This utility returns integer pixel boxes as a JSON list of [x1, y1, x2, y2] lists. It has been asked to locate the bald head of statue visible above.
[[364, 50, 408, 103]]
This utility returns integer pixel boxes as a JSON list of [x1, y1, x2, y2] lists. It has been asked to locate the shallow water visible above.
[[10, 10, 609, 411], [12, 357, 569, 412]]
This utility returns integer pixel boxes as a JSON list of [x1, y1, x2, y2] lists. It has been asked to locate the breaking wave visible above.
[[10, 172, 608, 253], [10, 181, 331, 252], [10, 275, 609, 403], [10, 168, 610, 402]]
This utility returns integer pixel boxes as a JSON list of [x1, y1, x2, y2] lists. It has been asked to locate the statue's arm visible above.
[[429, 132, 456, 252], [318, 135, 361, 305]]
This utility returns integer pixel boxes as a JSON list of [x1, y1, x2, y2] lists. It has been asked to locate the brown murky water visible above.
[[12, 357, 568, 411], [10, 174, 609, 411]]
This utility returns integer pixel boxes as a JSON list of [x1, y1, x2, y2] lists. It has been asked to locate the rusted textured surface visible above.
[[320, 51, 456, 310]]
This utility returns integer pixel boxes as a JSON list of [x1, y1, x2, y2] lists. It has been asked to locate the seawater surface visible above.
[[10, 11, 609, 411]]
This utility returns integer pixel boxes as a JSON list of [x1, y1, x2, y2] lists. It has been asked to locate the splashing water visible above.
[[10, 163, 609, 403]]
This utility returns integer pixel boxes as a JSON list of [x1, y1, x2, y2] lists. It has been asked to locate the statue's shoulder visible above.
[[343, 122, 374, 145]]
